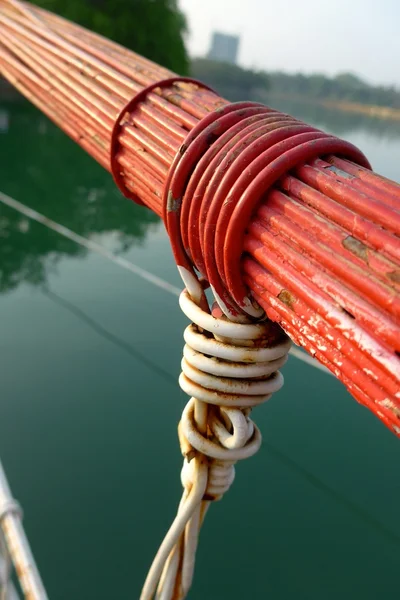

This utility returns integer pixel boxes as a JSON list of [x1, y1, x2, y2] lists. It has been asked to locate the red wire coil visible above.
[[110, 77, 215, 205], [2, 2, 398, 435], [109, 89, 399, 436], [162, 103, 400, 435], [163, 102, 371, 318]]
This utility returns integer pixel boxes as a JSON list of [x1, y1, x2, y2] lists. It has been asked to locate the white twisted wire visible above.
[[140, 289, 291, 600], [0, 529, 11, 600]]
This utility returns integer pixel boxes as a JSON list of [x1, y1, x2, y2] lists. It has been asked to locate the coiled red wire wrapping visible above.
[[110, 76, 216, 205], [113, 92, 400, 437], [1, 1, 400, 436], [163, 102, 370, 313]]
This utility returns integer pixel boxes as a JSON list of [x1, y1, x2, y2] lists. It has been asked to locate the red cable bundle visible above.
[[1, 0, 399, 435]]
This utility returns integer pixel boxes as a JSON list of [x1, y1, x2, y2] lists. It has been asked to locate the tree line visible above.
[[29, 0, 189, 74], [191, 59, 400, 110]]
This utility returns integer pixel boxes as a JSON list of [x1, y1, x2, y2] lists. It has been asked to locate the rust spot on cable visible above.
[[278, 289, 296, 310], [205, 131, 219, 146], [202, 492, 219, 502], [387, 270, 400, 284], [167, 190, 181, 212], [342, 235, 369, 263]]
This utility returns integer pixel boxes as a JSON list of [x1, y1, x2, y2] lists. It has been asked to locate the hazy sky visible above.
[[179, 0, 399, 87]]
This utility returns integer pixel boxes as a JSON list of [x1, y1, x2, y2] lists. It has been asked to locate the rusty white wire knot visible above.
[[141, 288, 291, 600]]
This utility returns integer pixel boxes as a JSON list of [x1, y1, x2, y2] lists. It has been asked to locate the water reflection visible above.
[[262, 441, 400, 547], [0, 101, 160, 293], [265, 94, 400, 140], [42, 285, 176, 385]]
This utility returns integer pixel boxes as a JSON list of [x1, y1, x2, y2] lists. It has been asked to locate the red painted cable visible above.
[[1, 2, 399, 436]]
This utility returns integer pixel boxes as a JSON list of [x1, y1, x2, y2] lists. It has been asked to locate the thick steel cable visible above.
[[1, 2, 400, 598], [0, 0, 399, 430]]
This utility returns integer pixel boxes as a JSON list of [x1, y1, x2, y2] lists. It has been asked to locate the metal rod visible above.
[[0, 461, 47, 600]]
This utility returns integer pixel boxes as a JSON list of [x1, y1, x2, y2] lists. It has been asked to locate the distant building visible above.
[[207, 32, 240, 65]]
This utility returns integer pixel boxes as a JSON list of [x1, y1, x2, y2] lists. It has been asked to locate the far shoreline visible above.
[[264, 91, 400, 122]]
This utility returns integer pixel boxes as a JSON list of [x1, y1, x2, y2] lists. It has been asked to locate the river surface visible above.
[[0, 98, 399, 599]]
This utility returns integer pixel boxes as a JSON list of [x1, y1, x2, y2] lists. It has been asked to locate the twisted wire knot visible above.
[[141, 290, 291, 600], [178, 290, 290, 501], [180, 454, 235, 501]]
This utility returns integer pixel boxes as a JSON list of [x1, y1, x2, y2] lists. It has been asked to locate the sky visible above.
[[179, 0, 400, 88]]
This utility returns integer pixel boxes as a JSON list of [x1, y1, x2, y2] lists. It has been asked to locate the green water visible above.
[[0, 100, 399, 600]]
